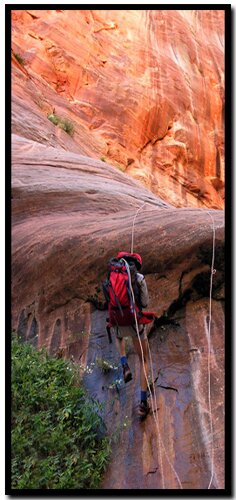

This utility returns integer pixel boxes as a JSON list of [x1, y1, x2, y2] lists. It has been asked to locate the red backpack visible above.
[[102, 254, 155, 343]]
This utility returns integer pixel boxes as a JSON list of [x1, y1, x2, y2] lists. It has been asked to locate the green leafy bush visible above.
[[47, 113, 75, 136], [11, 336, 110, 489]]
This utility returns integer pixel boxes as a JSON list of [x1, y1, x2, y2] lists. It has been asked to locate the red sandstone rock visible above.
[[11, 9, 224, 209], [11, 8, 225, 491]]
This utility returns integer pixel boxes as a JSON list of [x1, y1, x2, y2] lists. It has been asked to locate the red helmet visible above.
[[116, 251, 142, 270]]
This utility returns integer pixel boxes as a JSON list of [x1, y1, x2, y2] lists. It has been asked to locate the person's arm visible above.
[[137, 274, 149, 308]]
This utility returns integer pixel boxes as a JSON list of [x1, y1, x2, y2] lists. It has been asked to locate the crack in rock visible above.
[[146, 467, 158, 475], [157, 384, 178, 392]]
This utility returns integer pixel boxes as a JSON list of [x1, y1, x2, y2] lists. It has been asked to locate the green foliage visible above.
[[111, 415, 131, 444], [106, 378, 123, 390], [96, 357, 118, 374], [117, 164, 126, 172], [47, 113, 75, 136], [59, 118, 75, 136], [47, 113, 60, 126], [14, 52, 25, 66], [100, 156, 106, 162], [11, 336, 111, 489]]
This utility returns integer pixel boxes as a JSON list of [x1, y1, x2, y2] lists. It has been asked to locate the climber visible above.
[[103, 251, 154, 419]]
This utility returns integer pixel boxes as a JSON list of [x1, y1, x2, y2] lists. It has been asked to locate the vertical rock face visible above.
[[11, 8, 225, 491], [11, 137, 225, 488], [92, 300, 224, 490], [11, 9, 224, 208]]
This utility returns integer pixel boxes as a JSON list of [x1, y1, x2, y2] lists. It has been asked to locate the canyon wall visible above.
[[12, 135, 224, 490], [12, 9, 224, 208], [11, 9, 225, 490]]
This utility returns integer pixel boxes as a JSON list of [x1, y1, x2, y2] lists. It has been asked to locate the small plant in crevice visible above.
[[47, 112, 75, 137], [100, 156, 106, 162], [111, 415, 131, 444], [47, 112, 60, 126], [59, 118, 75, 136], [77, 362, 96, 376], [117, 164, 126, 172], [105, 378, 123, 391], [96, 357, 118, 374], [14, 52, 25, 66]]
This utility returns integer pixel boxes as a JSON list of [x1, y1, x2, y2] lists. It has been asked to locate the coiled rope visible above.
[[128, 203, 217, 489]]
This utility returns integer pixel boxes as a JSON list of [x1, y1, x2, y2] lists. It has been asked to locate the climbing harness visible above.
[[128, 203, 219, 489]]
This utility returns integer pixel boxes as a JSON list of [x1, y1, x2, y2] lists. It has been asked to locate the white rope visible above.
[[206, 211, 216, 489], [127, 203, 217, 489], [123, 258, 183, 489], [146, 339, 184, 489], [122, 259, 165, 488], [131, 202, 146, 253]]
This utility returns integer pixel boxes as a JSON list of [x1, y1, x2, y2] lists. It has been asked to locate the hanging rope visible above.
[[123, 258, 183, 489], [205, 211, 216, 489], [131, 202, 146, 253], [122, 258, 165, 488], [146, 338, 184, 488], [128, 203, 218, 489]]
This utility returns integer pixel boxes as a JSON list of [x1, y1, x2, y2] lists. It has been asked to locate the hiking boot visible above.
[[122, 363, 132, 383], [138, 400, 150, 419]]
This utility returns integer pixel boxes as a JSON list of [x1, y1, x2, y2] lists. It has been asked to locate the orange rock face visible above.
[[11, 9, 224, 208]]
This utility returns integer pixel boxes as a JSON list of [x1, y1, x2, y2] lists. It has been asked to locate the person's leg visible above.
[[132, 336, 148, 391], [116, 334, 132, 383], [132, 334, 150, 417], [115, 336, 126, 358]]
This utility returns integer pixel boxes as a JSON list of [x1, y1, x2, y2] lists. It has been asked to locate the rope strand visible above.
[[123, 258, 183, 489], [127, 203, 217, 489], [146, 339, 184, 488], [206, 211, 216, 489], [123, 259, 165, 488], [131, 202, 146, 253]]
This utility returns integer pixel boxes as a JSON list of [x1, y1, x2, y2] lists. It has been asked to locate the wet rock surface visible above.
[[82, 298, 224, 490]]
